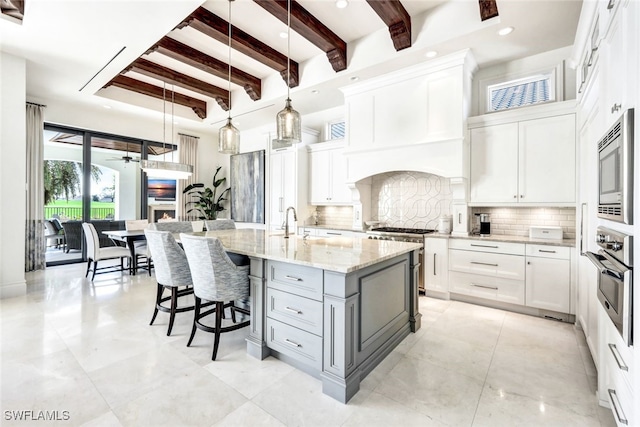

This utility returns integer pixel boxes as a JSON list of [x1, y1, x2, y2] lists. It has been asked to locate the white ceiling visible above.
[[1, 0, 583, 134]]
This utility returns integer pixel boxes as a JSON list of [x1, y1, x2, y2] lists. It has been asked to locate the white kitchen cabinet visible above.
[[308, 141, 352, 205], [469, 111, 576, 205], [524, 245, 571, 313], [424, 237, 448, 293]]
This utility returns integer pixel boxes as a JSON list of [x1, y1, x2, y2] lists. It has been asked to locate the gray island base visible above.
[[193, 229, 422, 403]]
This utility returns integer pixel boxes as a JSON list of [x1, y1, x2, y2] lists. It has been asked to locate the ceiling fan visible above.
[[106, 141, 140, 163]]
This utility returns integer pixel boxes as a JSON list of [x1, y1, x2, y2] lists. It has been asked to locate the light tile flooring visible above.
[[1, 263, 617, 427]]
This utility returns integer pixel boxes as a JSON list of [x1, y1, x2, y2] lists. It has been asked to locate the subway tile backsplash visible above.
[[312, 206, 353, 228], [471, 207, 576, 239]]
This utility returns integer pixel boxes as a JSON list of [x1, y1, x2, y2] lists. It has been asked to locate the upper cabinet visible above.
[[469, 102, 577, 206], [308, 140, 352, 205], [340, 50, 477, 182]]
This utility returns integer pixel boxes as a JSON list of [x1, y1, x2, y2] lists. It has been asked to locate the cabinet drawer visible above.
[[266, 317, 323, 371], [449, 239, 525, 255], [266, 288, 323, 336], [449, 249, 525, 280], [267, 261, 323, 301], [602, 306, 634, 390], [603, 348, 635, 427], [449, 271, 524, 305], [526, 244, 571, 260]]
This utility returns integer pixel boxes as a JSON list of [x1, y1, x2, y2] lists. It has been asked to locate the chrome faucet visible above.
[[284, 206, 297, 238]]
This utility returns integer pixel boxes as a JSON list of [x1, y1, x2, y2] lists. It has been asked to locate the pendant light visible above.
[[274, 0, 301, 146], [218, 0, 240, 154], [140, 83, 193, 179]]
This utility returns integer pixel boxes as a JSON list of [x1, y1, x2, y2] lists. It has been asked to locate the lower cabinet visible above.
[[265, 261, 324, 370], [424, 237, 448, 293], [444, 238, 573, 317], [524, 245, 571, 313], [599, 304, 635, 427]]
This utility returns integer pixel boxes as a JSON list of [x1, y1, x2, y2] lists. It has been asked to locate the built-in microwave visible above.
[[597, 109, 634, 224]]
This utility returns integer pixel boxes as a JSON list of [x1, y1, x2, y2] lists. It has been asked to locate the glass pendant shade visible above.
[[218, 118, 240, 154], [276, 98, 301, 144]]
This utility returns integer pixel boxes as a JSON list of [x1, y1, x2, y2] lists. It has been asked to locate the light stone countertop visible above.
[[427, 232, 576, 248], [183, 229, 421, 274]]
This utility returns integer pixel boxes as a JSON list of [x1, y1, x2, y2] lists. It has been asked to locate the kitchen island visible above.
[[192, 229, 422, 403]]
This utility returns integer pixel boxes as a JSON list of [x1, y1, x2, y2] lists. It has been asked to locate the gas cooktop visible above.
[[369, 227, 436, 235]]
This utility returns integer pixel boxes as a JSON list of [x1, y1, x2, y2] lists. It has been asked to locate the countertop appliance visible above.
[[366, 227, 434, 293], [586, 226, 633, 346], [597, 108, 634, 224], [472, 213, 491, 236]]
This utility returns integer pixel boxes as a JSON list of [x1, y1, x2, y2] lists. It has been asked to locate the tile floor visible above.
[[1, 263, 617, 427]]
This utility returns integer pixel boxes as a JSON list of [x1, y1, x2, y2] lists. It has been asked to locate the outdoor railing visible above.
[[45, 207, 116, 220]]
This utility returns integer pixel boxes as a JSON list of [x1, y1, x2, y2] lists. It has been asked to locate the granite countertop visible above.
[[427, 232, 576, 247], [185, 229, 421, 273]]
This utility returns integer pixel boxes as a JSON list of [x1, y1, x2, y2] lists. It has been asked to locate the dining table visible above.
[[101, 229, 146, 274]]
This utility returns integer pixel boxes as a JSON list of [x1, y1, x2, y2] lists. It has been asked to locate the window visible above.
[[327, 120, 345, 140], [487, 72, 555, 112]]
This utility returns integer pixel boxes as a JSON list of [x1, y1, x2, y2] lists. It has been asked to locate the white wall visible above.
[[0, 52, 27, 298]]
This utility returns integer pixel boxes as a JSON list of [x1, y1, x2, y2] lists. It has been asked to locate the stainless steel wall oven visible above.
[[597, 109, 634, 224], [586, 227, 633, 346]]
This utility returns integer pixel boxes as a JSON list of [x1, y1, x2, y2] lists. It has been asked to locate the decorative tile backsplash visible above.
[[371, 172, 452, 229], [471, 207, 576, 239]]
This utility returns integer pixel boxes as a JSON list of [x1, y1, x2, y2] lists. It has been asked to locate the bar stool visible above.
[[144, 230, 195, 336], [180, 233, 250, 360]]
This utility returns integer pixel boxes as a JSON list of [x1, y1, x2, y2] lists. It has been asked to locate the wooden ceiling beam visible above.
[[1, 0, 24, 20], [148, 36, 262, 101], [478, 0, 499, 21], [104, 75, 208, 120], [254, 0, 347, 73], [179, 6, 299, 87], [365, 0, 411, 51], [125, 58, 230, 110]]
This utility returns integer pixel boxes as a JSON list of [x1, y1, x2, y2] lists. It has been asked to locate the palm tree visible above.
[[44, 160, 102, 205]]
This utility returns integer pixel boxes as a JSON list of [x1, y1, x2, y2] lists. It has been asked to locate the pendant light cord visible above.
[[162, 82, 166, 163], [171, 84, 175, 162], [287, 0, 291, 99], [228, 0, 232, 119]]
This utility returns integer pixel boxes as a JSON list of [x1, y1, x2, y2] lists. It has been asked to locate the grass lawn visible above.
[[45, 200, 115, 220], [46, 200, 115, 209]]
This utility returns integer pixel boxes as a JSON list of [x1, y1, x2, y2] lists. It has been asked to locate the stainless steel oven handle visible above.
[[585, 251, 608, 274]]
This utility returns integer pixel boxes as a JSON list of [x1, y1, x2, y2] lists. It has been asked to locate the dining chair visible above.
[[144, 230, 196, 336], [148, 221, 194, 233], [180, 233, 250, 361], [125, 219, 152, 275], [82, 222, 132, 280], [204, 219, 236, 231]]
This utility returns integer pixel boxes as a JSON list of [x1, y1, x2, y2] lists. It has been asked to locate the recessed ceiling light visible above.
[[350, 76, 359, 81], [498, 26, 514, 36], [311, 89, 319, 94], [335, 0, 349, 9], [279, 32, 288, 39], [425, 51, 438, 58], [103, 105, 112, 109]]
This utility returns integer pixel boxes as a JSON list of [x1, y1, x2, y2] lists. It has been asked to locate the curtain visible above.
[[25, 103, 46, 271], [176, 134, 198, 220]]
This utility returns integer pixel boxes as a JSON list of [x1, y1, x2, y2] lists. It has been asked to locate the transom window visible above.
[[487, 72, 555, 112]]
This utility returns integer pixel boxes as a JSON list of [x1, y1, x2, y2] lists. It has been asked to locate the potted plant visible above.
[[182, 166, 231, 220]]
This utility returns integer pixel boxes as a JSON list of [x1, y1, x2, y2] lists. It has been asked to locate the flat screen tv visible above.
[[148, 179, 176, 200]]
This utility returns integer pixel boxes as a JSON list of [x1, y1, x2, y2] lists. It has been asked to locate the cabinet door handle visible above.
[[611, 103, 622, 113], [433, 253, 437, 275], [284, 275, 303, 282], [284, 306, 302, 315], [326, 232, 341, 235], [470, 244, 498, 249], [607, 389, 628, 425], [279, 197, 284, 212], [520, 194, 524, 198], [458, 213, 462, 224], [471, 261, 498, 267], [608, 343, 629, 371], [284, 338, 302, 348], [538, 249, 557, 253], [471, 283, 498, 290], [513, 195, 517, 198], [607, 0, 615, 9]]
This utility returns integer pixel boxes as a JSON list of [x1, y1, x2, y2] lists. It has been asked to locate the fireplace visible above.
[[148, 204, 176, 222]]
